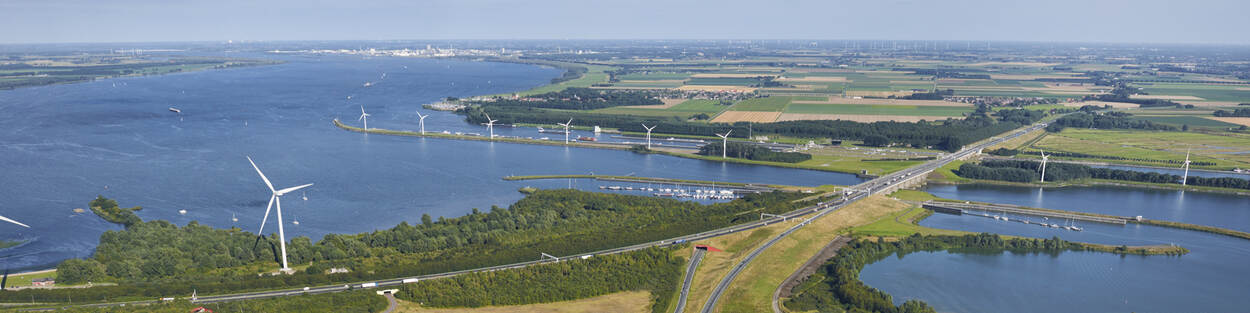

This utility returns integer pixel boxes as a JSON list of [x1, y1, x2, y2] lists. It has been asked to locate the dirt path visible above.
[[771, 236, 852, 313], [383, 292, 398, 313]]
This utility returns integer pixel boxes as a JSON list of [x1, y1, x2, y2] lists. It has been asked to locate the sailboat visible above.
[[231, 213, 238, 222], [302, 191, 308, 201]]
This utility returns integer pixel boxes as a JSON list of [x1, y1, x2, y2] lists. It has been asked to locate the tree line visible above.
[[466, 106, 1045, 152], [1214, 108, 1250, 117], [1046, 112, 1176, 132], [49, 289, 387, 313], [955, 160, 1250, 189], [697, 142, 812, 163], [397, 247, 682, 313], [473, 87, 660, 110], [784, 233, 1081, 313]]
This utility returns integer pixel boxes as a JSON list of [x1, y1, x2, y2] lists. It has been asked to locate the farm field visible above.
[[784, 103, 970, 116], [1028, 129, 1250, 170]]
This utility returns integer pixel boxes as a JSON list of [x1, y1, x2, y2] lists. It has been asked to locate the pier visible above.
[[922, 201, 1128, 225]]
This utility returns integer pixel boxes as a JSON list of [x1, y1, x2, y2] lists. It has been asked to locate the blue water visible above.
[[0, 54, 860, 270], [855, 184, 1250, 312]]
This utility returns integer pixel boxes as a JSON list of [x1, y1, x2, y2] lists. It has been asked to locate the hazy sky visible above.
[[2, 0, 1248, 44]]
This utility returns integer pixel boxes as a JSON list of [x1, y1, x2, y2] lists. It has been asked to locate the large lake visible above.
[[0, 54, 860, 269]]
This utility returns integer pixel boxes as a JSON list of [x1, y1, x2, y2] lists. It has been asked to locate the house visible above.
[[31, 277, 54, 287], [329, 268, 350, 274]]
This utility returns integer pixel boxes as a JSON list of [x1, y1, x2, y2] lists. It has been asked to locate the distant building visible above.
[[31, 277, 54, 287], [329, 268, 350, 274]]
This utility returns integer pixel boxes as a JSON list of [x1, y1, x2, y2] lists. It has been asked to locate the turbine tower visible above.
[[1182, 149, 1192, 186], [716, 130, 733, 159], [484, 113, 498, 139], [358, 105, 371, 130], [416, 111, 429, 135], [641, 123, 657, 149], [557, 118, 573, 145], [247, 156, 313, 272], [1039, 150, 1049, 183]]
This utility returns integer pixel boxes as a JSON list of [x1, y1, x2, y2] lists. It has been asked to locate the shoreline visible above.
[[331, 119, 876, 177]]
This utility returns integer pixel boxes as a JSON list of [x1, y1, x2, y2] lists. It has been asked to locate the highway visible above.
[[25, 123, 1045, 312], [674, 248, 707, 313], [698, 123, 1047, 313]]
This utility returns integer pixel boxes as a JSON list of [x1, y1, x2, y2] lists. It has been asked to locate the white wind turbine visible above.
[[1039, 150, 1049, 183], [247, 156, 313, 272], [716, 130, 733, 159], [0, 215, 29, 229], [1182, 149, 1192, 186], [416, 111, 429, 135], [642, 123, 657, 149], [358, 105, 371, 130], [484, 113, 498, 139], [557, 118, 573, 144]]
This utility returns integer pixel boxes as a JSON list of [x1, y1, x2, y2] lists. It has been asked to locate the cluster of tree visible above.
[[1046, 112, 1176, 132], [16, 190, 818, 303], [956, 160, 1250, 189], [986, 147, 1020, 156], [476, 88, 661, 110], [466, 106, 1045, 152], [87, 195, 142, 228], [896, 89, 954, 100], [51, 290, 387, 313], [785, 233, 1079, 313], [397, 247, 682, 313], [1084, 85, 1181, 108], [1214, 108, 1250, 117], [697, 142, 812, 163]]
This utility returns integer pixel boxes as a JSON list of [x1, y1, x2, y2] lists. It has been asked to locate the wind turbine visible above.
[[0, 215, 29, 229], [557, 118, 573, 144], [641, 123, 657, 149], [484, 113, 498, 139], [357, 105, 371, 130], [247, 156, 313, 272], [416, 111, 429, 135], [1039, 150, 1049, 183], [1182, 149, 1191, 186], [716, 130, 733, 159]]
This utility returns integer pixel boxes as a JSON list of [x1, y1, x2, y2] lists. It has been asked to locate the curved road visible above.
[[674, 248, 707, 313], [26, 123, 1044, 312], [700, 123, 1046, 313]]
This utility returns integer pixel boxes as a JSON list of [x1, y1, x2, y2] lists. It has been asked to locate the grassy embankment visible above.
[[1027, 129, 1250, 171], [397, 291, 652, 313]]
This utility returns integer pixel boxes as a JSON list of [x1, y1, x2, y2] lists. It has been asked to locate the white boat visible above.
[[178, 209, 187, 215], [168, 107, 181, 113], [231, 213, 238, 222], [363, 82, 373, 87]]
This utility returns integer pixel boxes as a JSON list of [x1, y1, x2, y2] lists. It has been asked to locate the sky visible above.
[[2, 0, 1248, 45]]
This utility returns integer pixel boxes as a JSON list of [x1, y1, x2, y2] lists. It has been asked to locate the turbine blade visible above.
[[258, 195, 275, 235], [360, 105, 366, 115], [247, 156, 276, 192], [0, 215, 29, 228], [483, 112, 492, 122], [276, 183, 314, 195]]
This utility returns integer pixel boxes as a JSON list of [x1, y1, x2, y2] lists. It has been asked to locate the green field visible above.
[[616, 72, 692, 80], [728, 97, 793, 112], [1134, 116, 1242, 128], [784, 103, 971, 116], [667, 99, 728, 113], [1031, 129, 1250, 170], [686, 77, 762, 86], [589, 99, 728, 118], [1134, 83, 1250, 103]]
